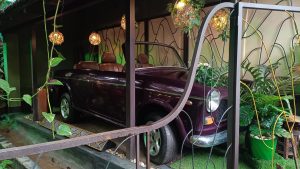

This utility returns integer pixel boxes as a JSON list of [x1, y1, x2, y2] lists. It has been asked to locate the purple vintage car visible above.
[[50, 42, 228, 164]]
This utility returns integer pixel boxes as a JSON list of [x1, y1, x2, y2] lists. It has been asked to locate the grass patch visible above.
[[241, 150, 299, 169], [170, 146, 252, 169], [170, 132, 299, 169]]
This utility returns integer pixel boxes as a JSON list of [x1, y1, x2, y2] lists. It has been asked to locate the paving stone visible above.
[[0, 136, 6, 141], [17, 157, 31, 163], [2, 142, 13, 148], [0, 140, 8, 144], [0, 136, 41, 169]]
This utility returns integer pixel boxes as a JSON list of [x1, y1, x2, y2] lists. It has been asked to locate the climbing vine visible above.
[[0, 0, 71, 138]]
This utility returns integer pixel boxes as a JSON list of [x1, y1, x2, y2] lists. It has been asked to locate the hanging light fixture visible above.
[[89, 32, 101, 46], [120, 15, 138, 30], [210, 9, 230, 32], [49, 31, 64, 45], [121, 15, 126, 30], [175, 0, 186, 10]]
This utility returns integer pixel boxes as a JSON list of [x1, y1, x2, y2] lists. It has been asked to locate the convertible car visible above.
[[50, 42, 228, 164]]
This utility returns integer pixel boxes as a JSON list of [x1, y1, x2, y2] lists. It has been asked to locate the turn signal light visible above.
[[204, 116, 214, 125]]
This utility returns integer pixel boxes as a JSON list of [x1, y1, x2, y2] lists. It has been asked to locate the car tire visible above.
[[142, 114, 178, 164], [60, 93, 77, 123]]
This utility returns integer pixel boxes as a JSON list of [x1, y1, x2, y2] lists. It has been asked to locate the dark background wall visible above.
[[1, 0, 173, 109]]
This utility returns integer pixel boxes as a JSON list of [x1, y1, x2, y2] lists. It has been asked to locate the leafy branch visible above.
[[195, 63, 228, 87], [0, 0, 71, 138], [41, 0, 71, 138], [0, 160, 12, 169], [168, 0, 205, 34]]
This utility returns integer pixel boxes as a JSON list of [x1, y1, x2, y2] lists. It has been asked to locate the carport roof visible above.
[[0, 0, 229, 33]]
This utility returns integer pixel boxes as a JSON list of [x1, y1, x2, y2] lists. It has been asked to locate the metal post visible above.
[[136, 135, 140, 169], [125, 0, 136, 160], [227, 3, 242, 169], [183, 33, 189, 67], [146, 132, 150, 169], [31, 29, 39, 121], [144, 20, 149, 56]]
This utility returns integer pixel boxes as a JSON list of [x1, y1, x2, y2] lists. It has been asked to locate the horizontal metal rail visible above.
[[0, 2, 235, 161], [241, 2, 300, 12]]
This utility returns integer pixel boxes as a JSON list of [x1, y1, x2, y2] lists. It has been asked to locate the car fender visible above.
[[51, 81, 72, 107], [138, 99, 187, 141]]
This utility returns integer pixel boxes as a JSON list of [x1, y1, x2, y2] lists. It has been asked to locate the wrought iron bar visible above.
[[146, 132, 150, 169], [136, 135, 140, 169]]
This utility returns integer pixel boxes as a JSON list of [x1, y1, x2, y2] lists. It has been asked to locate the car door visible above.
[[88, 71, 126, 126], [69, 70, 94, 110]]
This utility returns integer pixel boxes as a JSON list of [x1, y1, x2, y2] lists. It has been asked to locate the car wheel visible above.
[[60, 93, 77, 123], [142, 114, 177, 164]]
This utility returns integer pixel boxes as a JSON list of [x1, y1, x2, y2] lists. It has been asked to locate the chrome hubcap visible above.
[[144, 122, 161, 156], [60, 98, 70, 119], [149, 129, 161, 156]]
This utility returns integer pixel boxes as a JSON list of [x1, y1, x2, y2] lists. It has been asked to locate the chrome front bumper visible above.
[[190, 130, 227, 147]]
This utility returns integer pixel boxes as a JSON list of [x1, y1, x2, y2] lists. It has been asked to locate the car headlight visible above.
[[206, 89, 221, 112]]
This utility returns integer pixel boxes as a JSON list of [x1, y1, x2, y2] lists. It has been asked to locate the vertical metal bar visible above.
[[183, 33, 189, 67], [227, 3, 242, 169], [144, 20, 149, 56], [146, 132, 150, 169], [125, 0, 136, 160], [136, 134, 140, 169], [31, 29, 39, 121]]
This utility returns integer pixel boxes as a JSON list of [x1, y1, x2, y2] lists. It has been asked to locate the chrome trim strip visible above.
[[56, 76, 205, 101], [190, 130, 227, 147]]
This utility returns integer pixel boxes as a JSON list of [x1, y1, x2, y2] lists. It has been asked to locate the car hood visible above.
[[136, 67, 188, 80], [136, 67, 228, 99]]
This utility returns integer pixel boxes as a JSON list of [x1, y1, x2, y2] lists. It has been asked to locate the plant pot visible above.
[[249, 135, 277, 160]]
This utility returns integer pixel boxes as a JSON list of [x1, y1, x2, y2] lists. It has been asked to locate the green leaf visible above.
[[0, 160, 13, 168], [47, 79, 63, 86], [0, 79, 12, 94], [54, 49, 66, 60], [50, 57, 64, 67], [22, 94, 32, 106], [42, 112, 55, 123], [240, 105, 254, 127], [58, 53, 65, 60], [56, 124, 72, 136], [9, 87, 16, 93]]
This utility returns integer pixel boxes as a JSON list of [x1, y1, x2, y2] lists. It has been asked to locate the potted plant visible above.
[[240, 60, 292, 160]]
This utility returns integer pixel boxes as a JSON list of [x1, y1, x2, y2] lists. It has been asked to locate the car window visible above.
[[135, 42, 186, 68]]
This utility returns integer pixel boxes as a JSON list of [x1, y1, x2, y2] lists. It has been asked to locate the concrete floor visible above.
[[57, 114, 152, 166], [1, 113, 165, 169]]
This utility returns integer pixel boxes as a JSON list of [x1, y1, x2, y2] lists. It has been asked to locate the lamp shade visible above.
[[49, 31, 64, 45], [121, 15, 126, 30], [210, 9, 229, 32], [89, 32, 101, 46]]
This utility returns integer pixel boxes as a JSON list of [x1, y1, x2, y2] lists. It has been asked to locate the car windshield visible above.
[[135, 42, 186, 68]]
